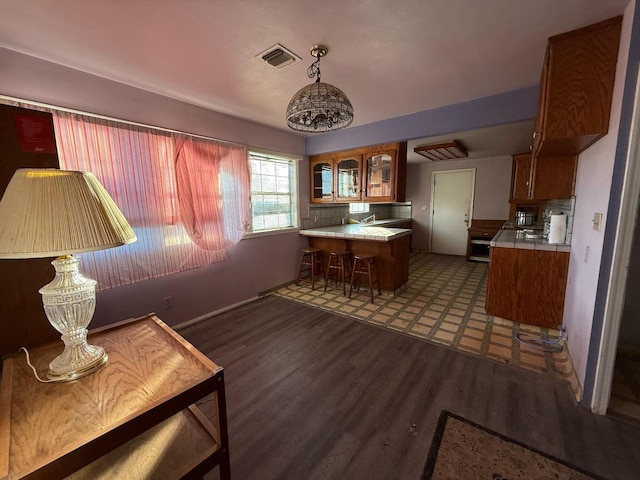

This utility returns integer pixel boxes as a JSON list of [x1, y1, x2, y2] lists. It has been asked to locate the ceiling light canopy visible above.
[[286, 45, 353, 133]]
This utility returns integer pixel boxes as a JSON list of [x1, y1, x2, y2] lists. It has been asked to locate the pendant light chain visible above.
[[308, 53, 322, 83]]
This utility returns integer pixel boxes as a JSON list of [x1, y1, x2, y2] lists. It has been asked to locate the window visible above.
[[349, 203, 370, 214], [249, 152, 298, 233]]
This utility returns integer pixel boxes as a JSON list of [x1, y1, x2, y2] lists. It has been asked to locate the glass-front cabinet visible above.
[[335, 154, 362, 202], [310, 157, 334, 202], [364, 150, 395, 202], [309, 142, 407, 204]]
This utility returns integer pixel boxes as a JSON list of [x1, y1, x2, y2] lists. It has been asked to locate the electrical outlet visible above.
[[584, 246, 590, 264], [164, 296, 173, 309]]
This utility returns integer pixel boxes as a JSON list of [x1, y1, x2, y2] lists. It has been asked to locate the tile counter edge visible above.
[[490, 229, 571, 252], [299, 224, 412, 242]]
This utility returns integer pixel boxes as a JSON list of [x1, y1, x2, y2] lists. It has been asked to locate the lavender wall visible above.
[[562, 3, 634, 390], [1, 48, 309, 329], [305, 87, 539, 155], [406, 156, 513, 250], [91, 230, 309, 328], [0, 48, 303, 154], [582, 0, 640, 403]]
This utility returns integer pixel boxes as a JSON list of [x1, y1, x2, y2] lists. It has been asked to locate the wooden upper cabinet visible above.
[[309, 142, 407, 203], [510, 152, 577, 201], [530, 154, 577, 200], [510, 153, 533, 200], [533, 16, 622, 158]]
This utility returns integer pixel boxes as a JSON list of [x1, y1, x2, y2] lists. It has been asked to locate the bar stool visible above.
[[295, 247, 324, 290], [324, 251, 352, 295], [349, 254, 381, 303]]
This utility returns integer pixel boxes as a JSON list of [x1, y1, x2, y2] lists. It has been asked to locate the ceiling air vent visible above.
[[257, 44, 300, 69]]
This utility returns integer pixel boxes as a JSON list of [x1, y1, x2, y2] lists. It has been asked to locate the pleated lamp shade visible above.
[[0, 169, 137, 259]]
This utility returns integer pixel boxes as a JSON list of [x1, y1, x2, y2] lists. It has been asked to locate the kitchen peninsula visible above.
[[299, 220, 411, 292]]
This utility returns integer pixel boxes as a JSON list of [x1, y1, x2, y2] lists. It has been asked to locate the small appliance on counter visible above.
[[542, 208, 563, 239], [548, 213, 568, 244], [515, 209, 536, 227]]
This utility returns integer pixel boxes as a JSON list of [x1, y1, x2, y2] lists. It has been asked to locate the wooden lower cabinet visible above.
[[486, 247, 569, 328]]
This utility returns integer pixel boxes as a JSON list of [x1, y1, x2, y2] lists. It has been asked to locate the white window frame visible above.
[[246, 151, 299, 237]]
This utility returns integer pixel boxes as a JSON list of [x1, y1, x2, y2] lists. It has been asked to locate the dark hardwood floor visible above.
[[180, 295, 640, 480]]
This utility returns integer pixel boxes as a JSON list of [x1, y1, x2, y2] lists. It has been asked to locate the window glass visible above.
[[349, 203, 370, 214], [249, 152, 298, 233]]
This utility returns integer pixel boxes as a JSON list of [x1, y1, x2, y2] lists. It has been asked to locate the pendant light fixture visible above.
[[286, 45, 354, 133]]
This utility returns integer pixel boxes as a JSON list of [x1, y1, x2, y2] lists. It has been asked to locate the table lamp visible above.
[[0, 169, 137, 381]]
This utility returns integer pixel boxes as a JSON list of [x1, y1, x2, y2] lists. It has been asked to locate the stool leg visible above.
[[310, 252, 316, 290], [324, 254, 334, 292], [295, 252, 307, 286], [324, 255, 329, 292], [367, 260, 374, 303], [348, 258, 358, 298], [339, 256, 347, 295], [316, 253, 324, 290]]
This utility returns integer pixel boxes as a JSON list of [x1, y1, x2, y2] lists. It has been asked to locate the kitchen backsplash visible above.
[[301, 202, 412, 229], [301, 198, 574, 243]]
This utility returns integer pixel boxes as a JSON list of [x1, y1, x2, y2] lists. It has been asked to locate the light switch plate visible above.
[[593, 212, 603, 231]]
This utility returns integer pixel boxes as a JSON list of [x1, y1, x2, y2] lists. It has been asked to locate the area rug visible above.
[[421, 410, 605, 479]]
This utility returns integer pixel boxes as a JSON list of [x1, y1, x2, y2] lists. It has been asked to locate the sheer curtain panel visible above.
[[52, 111, 250, 289], [174, 134, 250, 251]]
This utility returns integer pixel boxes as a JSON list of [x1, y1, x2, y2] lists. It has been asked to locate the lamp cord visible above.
[[19, 347, 57, 383]]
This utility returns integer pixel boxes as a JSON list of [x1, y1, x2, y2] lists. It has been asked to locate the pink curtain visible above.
[[51, 110, 250, 289], [174, 134, 250, 251]]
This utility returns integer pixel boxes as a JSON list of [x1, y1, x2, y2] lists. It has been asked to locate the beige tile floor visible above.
[[276, 251, 582, 399]]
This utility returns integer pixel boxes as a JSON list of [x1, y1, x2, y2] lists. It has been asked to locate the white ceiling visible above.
[[0, 0, 630, 158]]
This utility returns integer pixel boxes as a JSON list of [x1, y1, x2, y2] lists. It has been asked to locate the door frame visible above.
[[429, 168, 476, 254], [591, 74, 640, 414]]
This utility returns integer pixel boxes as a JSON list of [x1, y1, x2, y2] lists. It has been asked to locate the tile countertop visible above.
[[299, 220, 412, 242], [490, 229, 571, 252]]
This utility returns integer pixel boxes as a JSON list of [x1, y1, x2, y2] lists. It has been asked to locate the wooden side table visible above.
[[0, 314, 230, 479]]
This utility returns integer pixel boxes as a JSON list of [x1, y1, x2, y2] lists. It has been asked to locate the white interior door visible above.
[[430, 169, 475, 255]]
